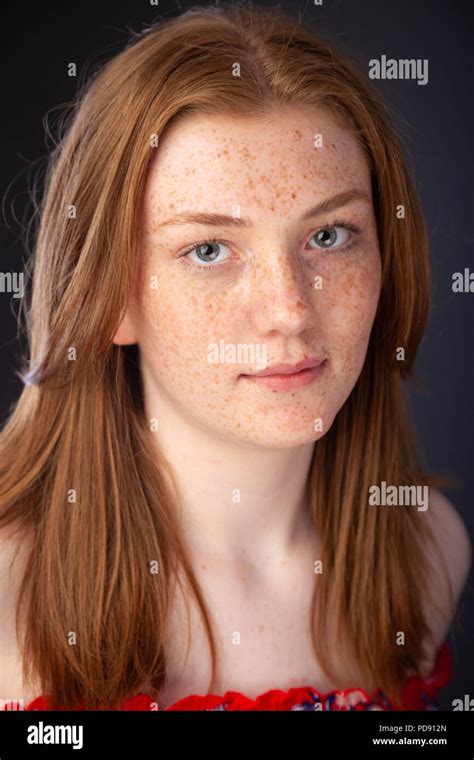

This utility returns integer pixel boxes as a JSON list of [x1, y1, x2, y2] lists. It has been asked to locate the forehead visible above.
[[143, 106, 371, 216]]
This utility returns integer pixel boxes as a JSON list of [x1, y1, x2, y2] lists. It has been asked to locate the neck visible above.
[[144, 386, 317, 570]]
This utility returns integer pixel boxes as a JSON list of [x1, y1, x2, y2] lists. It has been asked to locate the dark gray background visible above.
[[0, 0, 472, 709]]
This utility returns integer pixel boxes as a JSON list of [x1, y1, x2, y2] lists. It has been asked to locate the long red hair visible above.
[[0, 1, 451, 708]]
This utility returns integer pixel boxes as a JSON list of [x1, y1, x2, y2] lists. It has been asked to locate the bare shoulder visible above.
[[0, 524, 25, 637], [426, 487, 471, 602], [0, 524, 31, 699], [0, 523, 29, 581], [419, 488, 471, 669]]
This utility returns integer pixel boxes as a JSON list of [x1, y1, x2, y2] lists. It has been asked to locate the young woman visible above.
[[0, 2, 470, 712]]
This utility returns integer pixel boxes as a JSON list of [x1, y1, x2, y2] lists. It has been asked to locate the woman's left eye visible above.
[[308, 224, 355, 250]]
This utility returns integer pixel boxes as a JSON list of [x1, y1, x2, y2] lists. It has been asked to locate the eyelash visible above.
[[179, 218, 362, 271]]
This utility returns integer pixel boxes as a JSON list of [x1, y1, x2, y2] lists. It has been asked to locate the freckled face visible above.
[[129, 107, 381, 447]]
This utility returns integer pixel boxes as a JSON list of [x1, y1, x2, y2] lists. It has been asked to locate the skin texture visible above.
[[113, 105, 381, 566]]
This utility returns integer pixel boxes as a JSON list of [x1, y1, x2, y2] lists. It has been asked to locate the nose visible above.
[[249, 246, 317, 337]]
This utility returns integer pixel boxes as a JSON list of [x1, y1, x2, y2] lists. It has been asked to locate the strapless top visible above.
[[9, 641, 453, 712]]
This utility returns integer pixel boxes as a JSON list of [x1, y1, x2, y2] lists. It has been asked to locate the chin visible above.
[[228, 424, 333, 450]]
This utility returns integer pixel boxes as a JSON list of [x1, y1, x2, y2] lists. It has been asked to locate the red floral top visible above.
[[11, 641, 452, 712]]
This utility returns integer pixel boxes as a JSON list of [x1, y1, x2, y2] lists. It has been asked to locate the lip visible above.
[[240, 358, 327, 392], [246, 357, 323, 377]]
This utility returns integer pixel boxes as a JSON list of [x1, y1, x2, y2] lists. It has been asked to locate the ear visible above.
[[112, 309, 138, 346]]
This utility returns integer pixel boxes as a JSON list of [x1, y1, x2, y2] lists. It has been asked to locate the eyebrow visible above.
[[156, 189, 371, 229]]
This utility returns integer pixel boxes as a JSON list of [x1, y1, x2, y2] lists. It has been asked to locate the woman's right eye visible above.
[[182, 239, 232, 269]]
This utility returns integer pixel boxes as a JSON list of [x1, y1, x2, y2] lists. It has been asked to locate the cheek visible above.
[[322, 252, 381, 371], [136, 265, 237, 389]]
